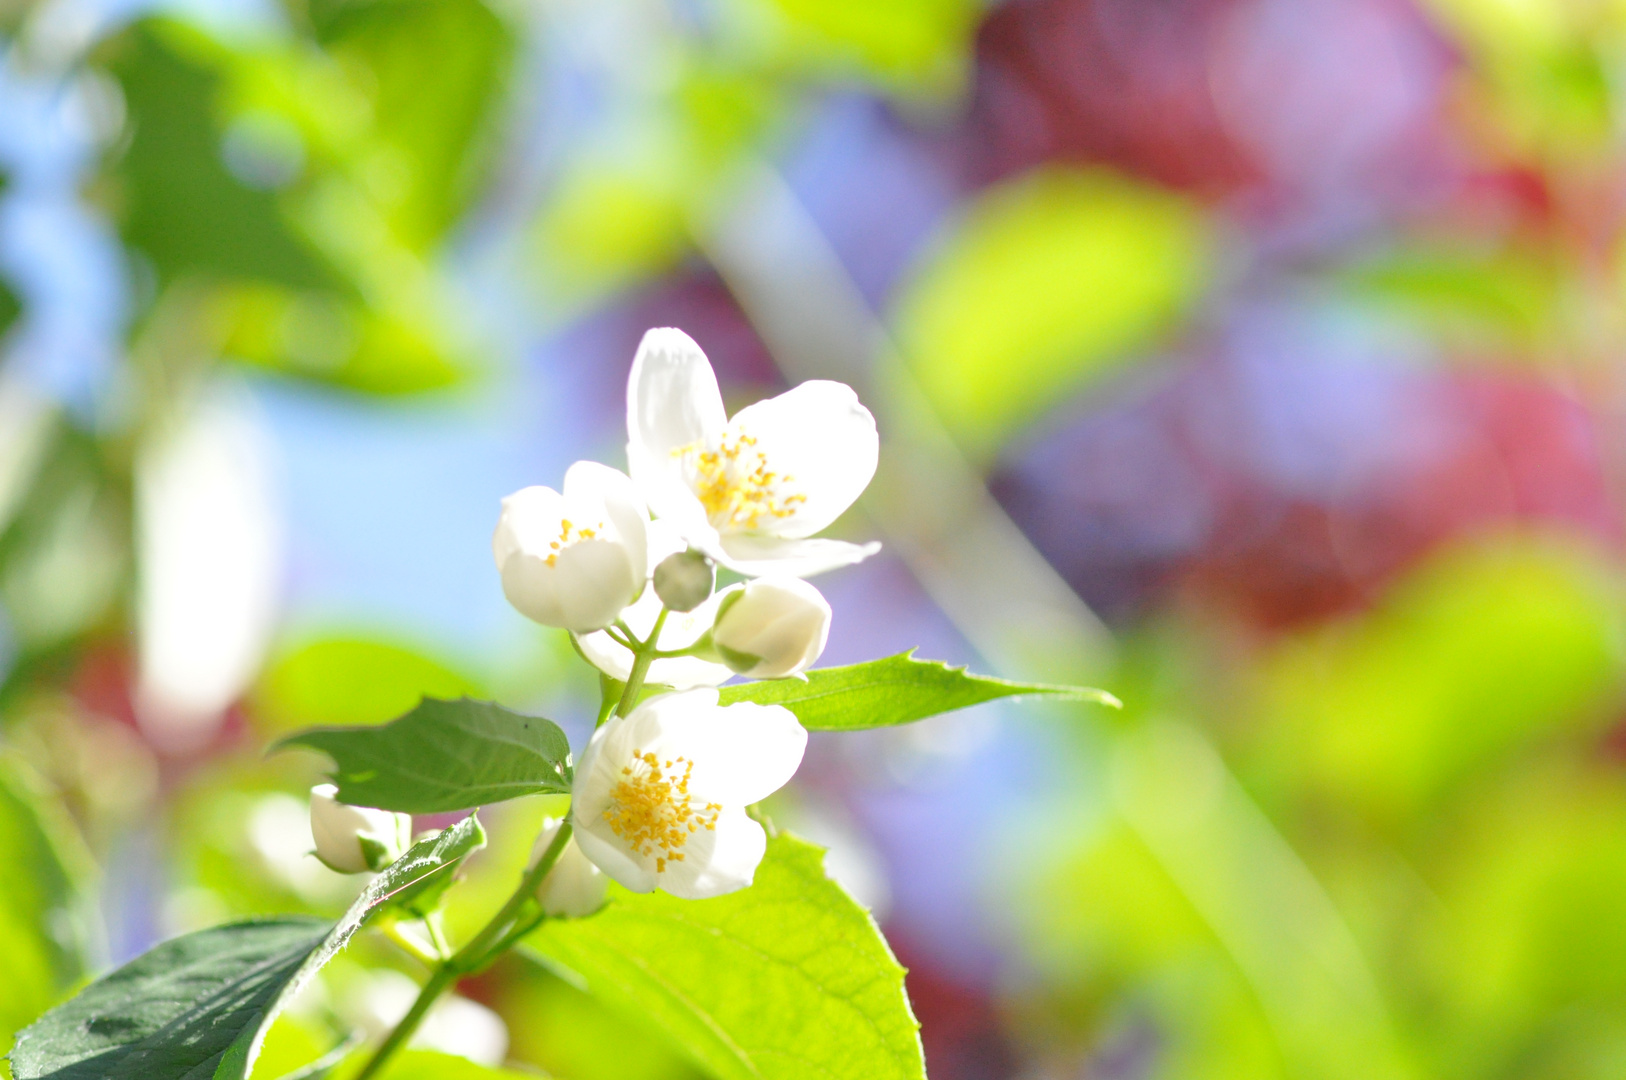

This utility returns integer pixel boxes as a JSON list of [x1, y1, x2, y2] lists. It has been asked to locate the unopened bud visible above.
[[710, 577, 831, 679], [532, 821, 607, 918], [310, 784, 413, 874], [652, 549, 715, 612]]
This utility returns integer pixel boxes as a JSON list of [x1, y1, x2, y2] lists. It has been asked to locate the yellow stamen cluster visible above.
[[544, 518, 602, 567], [603, 750, 721, 873], [675, 430, 807, 531]]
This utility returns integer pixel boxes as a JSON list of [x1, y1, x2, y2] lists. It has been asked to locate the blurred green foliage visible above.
[[0, 758, 90, 1064], [254, 638, 484, 734], [93, 0, 512, 394], [893, 167, 1210, 459], [1015, 532, 1626, 1079]]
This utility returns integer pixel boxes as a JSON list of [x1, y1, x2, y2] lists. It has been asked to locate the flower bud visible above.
[[532, 821, 607, 918], [493, 463, 650, 632], [309, 784, 413, 874], [652, 549, 715, 612], [710, 577, 831, 679]]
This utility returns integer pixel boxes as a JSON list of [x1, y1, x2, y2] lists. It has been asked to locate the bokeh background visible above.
[[4, 0, 1626, 1077]]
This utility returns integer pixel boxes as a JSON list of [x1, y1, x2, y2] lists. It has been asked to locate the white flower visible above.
[[626, 327, 880, 578], [571, 689, 807, 899], [711, 577, 831, 679], [309, 784, 413, 874], [531, 819, 607, 918], [493, 461, 650, 632], [574, 585, 735, 690]]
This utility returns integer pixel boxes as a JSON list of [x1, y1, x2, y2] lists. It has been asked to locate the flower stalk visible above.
[[353, 822, 575, 1080], [357, 615, 675, 1080], [613, 606, 668, 720]]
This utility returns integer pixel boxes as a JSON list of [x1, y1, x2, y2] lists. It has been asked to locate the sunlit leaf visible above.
[[497, 964, 708, 1080], [278, 699, 573, 813], [330, 1049, 539, 1079], [718, 651, 1118, 729], [525, 833, 924, 1080], [893, 166, 1208, 457]]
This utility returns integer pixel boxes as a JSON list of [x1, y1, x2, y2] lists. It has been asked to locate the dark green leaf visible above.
[[8, 918, 328, 1080], [717, 651, 1119, 730], [10, 816, 484, 1080], [277, 697, 573, 813], [525, 833, 924, 1080]]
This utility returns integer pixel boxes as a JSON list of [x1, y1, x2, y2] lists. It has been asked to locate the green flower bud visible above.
[[652, 549, 715, 612]]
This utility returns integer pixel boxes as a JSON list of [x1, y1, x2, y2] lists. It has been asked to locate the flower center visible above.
[[545, 517, 604, 567], [603, 750, 721, 872], [674, 430, 807, 531]]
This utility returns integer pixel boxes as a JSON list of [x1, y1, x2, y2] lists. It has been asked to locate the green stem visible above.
[[353, 823, 575, 1080], [614, 607, 668, 718], [350, 965, 456, 1080], [379, 920, 438, 968]]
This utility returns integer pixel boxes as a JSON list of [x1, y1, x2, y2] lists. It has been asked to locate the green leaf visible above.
[[364, 811, 487, 921], [524, 833, 924, 1080], [7, 918, 328, 1080], [717, 651, 1119, 730], [9, 816, 484, 1080], [277, 697, 573, 813]]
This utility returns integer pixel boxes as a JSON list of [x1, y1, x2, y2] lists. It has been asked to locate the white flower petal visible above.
[[716, 535, 881, 578], [499, 552, 568, 628], [627, 328, 728, 532], [492, 486, 566, 568], [569, 690, 791, 900], [565, 461, 649, 585], [552, 540, 638, 631], [627, 328, 728, 456], [574, 818, 658, 893], [682, 702, 807, 807], [573, 690, 714, 820], [711, 577, 830, 678], [726, 380, 878, 539], [656, 809, 767, 899]]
